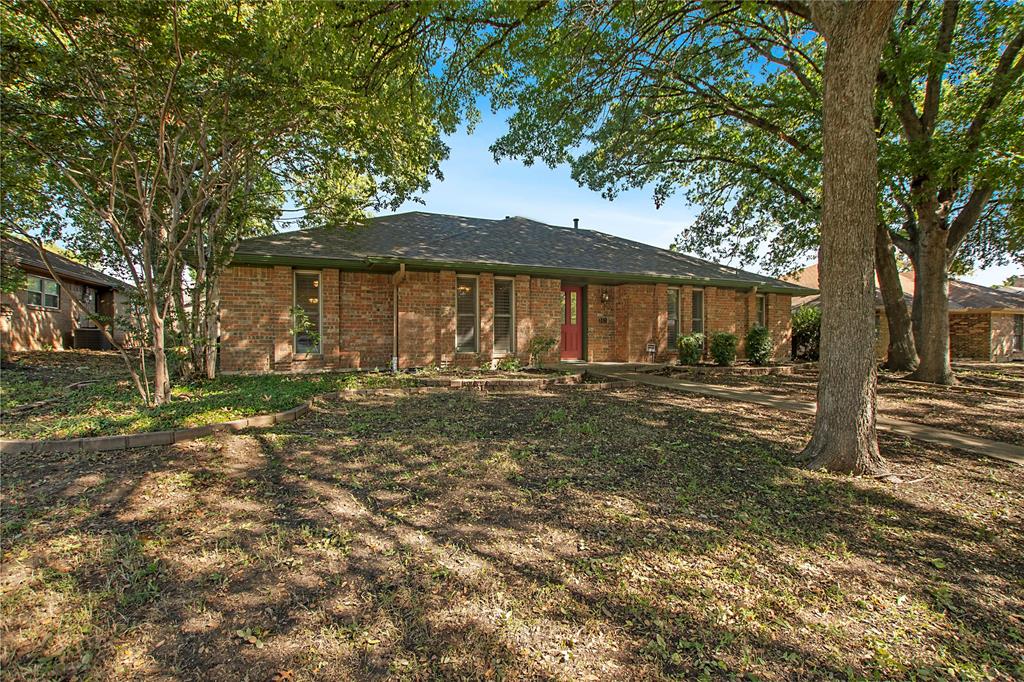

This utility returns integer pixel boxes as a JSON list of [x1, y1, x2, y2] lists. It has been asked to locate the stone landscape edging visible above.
[[0, 372, 626, 455]]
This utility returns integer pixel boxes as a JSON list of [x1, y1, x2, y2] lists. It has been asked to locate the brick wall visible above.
[[949, 311, 992, 360], [339, 272, 392, 368], [586, 285, 616, 361], [220, 265, 291, 372], [0, 271, 128, 351], [218, 264, 796, 372], [991, 312, 1024, 361]]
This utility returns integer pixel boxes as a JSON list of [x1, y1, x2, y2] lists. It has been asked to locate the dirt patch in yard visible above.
[[687, 369, 1024, 446], [2, 387, 1021, 680]]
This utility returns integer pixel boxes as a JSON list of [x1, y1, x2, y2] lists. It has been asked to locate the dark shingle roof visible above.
[[233, 211, 813, 294], [3, 237, 128, 289], [947, 280, 1024, 310], [789, 263, 1024, 311]]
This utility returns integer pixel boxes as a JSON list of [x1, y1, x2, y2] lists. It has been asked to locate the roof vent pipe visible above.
[[573, 218, 579, 230]]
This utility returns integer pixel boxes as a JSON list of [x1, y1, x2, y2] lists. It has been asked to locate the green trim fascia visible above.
[[230, 252, 816, 296]]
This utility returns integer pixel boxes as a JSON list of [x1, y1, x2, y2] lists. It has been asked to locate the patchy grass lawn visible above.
[[676, 366, 1024, 446], [0, 351, 422, 440], [2, 386, 1020, 680]]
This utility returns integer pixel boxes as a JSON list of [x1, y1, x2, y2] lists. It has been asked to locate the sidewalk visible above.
[[588, 369, 1024, 466]]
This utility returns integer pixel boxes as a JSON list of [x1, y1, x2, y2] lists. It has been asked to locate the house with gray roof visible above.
[[1, 237, 132, 351], [219, 211, 815, 373], [785, 264, 1024, 362]]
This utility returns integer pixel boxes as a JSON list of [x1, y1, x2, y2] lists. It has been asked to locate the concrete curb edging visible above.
[[0, 401, 313, 456]]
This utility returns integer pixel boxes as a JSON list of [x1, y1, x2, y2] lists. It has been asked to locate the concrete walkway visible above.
[[587, 368, 1024, 466]]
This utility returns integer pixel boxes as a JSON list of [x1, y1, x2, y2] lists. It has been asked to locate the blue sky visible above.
[[380, 110, 1018, 287]]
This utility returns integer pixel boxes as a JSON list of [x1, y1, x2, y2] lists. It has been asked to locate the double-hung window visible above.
[[493, 278, 515, 354], [1014, 314, 1023, 352], [456, 276, 478, 352], [691, 288, 704, 334], [755, 294, 766, 328], [27, 275, 60, 309], [293, 271, 322, 355], [667, 288, 680, 347]]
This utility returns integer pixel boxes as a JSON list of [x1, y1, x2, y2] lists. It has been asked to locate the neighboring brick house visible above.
[[1, 237, 132, 352], [787, 264, 1024, 362], [219, 212, 814, 373]]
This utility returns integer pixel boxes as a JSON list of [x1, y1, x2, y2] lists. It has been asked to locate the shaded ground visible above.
[[0, 351, 562, 439], [2, 386, 1021, 680], [672, 366, 1024, 446], [949, 362, 1024, 393]]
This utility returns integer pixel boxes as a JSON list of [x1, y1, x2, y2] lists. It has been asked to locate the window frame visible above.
[[455, 274, 480, 353], [493, 276, 516, 356], [691, 288, 704, 334], [292, 269, 323, 356], [755, 293, 767, 328], [26, 274, 60, 310], [667, 287, 680, 347]]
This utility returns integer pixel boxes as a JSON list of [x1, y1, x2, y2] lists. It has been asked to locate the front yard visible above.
[[659, 364, 1024, 446], [2, 385, 1021, 680]]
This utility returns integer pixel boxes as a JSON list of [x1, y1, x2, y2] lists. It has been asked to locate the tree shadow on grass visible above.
[[1, 385, 1021, 680]]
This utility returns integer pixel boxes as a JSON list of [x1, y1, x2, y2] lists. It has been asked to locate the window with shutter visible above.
[[691, 289, 704, 334], [494, 278, 514, 354], [293, 271, 321, 354], [456, 276, 478, 352], [667, 288, 679, 347]]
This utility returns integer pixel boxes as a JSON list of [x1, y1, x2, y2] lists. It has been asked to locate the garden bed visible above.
[[649, 363, 794, 378]]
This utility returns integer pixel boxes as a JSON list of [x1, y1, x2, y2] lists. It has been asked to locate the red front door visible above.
[[560, 285, 583, 360]]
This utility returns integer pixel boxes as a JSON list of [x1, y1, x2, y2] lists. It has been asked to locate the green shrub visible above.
[[791, 305, 821, 361], [709, 332, 738, 366], [496, 356, 523, 372], [527, 335, 558, 366], [745, 325, 773, 366], [677, 333, 704, 365]]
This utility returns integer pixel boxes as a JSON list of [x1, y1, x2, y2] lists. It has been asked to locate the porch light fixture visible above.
[[601, 288, 610, 303]]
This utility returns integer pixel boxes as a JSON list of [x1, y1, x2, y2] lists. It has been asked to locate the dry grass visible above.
[[2, 386, 1021, 680], [678, 366, 1024, 446]]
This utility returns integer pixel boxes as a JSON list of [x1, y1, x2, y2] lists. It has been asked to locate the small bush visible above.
[[745, 325, 773, 366], [791, 305, 821, 361], [677, 333, 704, 365], [496, 356, 523, 372], [527, 335, 558, 366], [709, 332, 738, 366]]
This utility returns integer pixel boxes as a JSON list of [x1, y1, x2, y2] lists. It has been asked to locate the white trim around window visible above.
[[26, 274, 60, 310], [493, 276, 515, 355], [293, 270, 323, 355], [455, 274, 479, 353]]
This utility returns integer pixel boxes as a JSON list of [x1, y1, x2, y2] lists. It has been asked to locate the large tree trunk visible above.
[[204, 278, 220, 379], [908, 220, 955, 384], [802, 0, 896, 475], [874, 224, 918, 372], [150, 303, 171, 405]]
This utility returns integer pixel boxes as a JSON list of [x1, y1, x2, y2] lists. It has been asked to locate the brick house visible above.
[[787, 264, 1024, 362], [1, 237, 132, 352], [219, 212, 814, 373]]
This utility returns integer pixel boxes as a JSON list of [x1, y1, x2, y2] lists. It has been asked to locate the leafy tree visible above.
[[491, 1, 1022, 383], [490, 0, 896, 473], [1, 0, 487, 401]]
